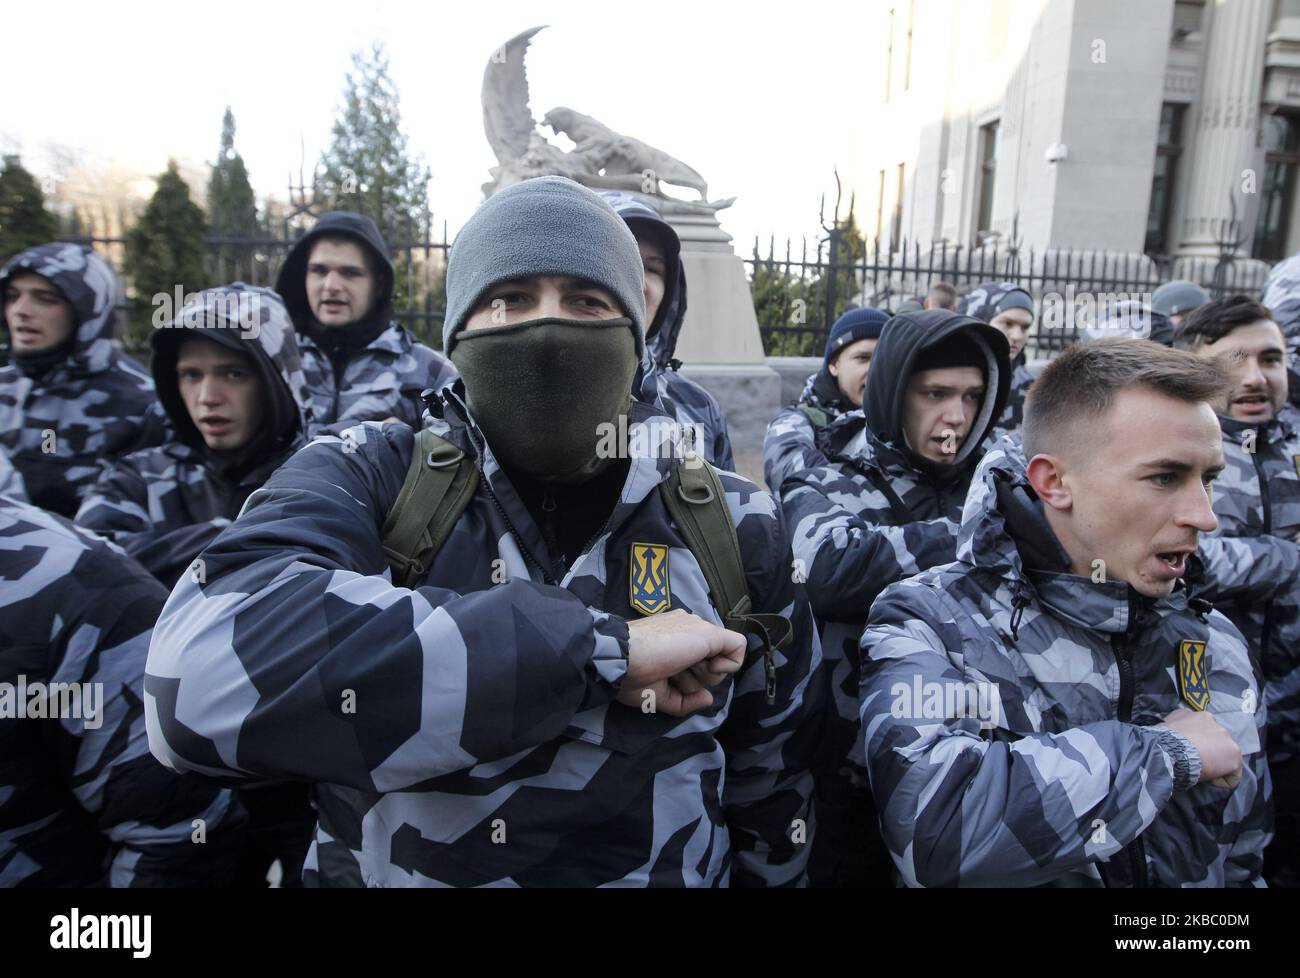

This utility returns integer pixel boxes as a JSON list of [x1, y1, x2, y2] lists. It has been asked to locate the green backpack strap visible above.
[[380, 427, 480, 588], [658, 456, 793, 704], [799, 404, 829, 430]]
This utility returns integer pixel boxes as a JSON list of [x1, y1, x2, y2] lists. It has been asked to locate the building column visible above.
[[1175, 0, 1273, 257]]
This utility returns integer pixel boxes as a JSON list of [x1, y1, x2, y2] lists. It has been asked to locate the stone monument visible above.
[[480, 26, 781, 481]]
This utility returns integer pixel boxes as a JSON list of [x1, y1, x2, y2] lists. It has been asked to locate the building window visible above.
[[885, 7, 895, 102], [1254, 113, 1300, 261], [892, 164, 906, 247], [1145, 102, 1186, 255], [975, 121, 999, 242], [1172, 0, 1205, 39]]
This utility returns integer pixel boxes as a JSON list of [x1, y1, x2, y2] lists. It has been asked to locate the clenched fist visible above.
[[619, 609, 747, 717]]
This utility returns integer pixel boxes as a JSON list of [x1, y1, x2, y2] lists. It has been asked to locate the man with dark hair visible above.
[[762, 306, 888, 495], [1174, 294, 1300, 885], [0, 244, 161, 517], [779, 309, 1010, 886], [275, 212, 456, 430], [924, 281, 957, 311], [959, 281, 1035, 433], [858, 339, 1269, 886]]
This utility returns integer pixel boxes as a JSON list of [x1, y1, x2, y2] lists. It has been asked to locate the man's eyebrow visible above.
[[308, 260, 366, 272], [1136, 458, 1199, 472]]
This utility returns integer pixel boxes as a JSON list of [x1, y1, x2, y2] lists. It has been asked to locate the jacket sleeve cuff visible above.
[[1150, 726, 1202, 792], [585, 607, 631, 696]]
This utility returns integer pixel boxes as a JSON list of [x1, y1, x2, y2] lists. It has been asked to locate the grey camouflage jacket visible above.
[[763, 371, 850, 496], [75, 285, 314, 588], [145, 390, 825, 887], [299, 322, 458, 431], [1196, 407, 1300, 767], [855, 445, 1271, 887], [0, 500, 243, 886], [1261, 254, 1300, 409], [0, 244, 161, 517], [781, 411, 968, 768]]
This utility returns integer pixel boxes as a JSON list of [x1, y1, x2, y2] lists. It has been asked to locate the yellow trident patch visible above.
[[1178, 640, 1211, 711], [630, 543, 671, 616]]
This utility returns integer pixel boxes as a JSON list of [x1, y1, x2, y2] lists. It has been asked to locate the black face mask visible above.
[[450, 317, 638, 485]]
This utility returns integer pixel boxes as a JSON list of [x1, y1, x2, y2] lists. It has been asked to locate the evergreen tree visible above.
[[208, 107, 258, 234], [207, 107, 260, 280], [0, 155, 58, 263], [124, 160, 211, 351], [314, 41, 431, 236]]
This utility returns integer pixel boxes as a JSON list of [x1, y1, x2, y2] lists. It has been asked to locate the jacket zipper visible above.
[[1111, 612, 1150, 888]]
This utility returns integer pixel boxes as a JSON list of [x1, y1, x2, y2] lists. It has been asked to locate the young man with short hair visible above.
[[924, 281, 957, 311], [857, 340, 1269, 886]]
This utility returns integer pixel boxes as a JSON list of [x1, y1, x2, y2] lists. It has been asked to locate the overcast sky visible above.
[[1, 0, 875, 252]]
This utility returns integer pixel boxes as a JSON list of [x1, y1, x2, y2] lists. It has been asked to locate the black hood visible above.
[[599, 192, 685, 369], [274, 210, 396, 347], [149, 284, 309, 481], [863, 309, 1011, 479]]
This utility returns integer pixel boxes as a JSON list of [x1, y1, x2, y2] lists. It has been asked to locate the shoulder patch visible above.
[[1178, 639, 1211, 711], [629, 542, 671, 616]]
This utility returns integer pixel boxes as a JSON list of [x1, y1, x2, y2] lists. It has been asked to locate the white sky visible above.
[[1, 0, 876, 253]]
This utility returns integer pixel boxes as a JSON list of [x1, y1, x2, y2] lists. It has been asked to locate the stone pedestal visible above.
[[662, 206, 781, 486]]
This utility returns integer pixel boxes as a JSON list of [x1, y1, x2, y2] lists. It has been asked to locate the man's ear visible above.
[[1025, 453, 1072, 512], [827, 358, 839, 379]]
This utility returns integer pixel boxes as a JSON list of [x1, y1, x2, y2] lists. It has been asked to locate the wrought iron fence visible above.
[[744, 234, 1275, 360], [51, 215, 451, 361]]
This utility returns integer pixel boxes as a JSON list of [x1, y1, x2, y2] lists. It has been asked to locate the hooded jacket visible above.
[[600, 192, 735, 470], [959, 280, 1035, 433], [75, 285, 313, 588], [1261, 254, 1300, 409], [1195, 406, 1300, 768], [0, 499, 244, 886], [145, 177, 824, 888], [0, 244, 162, 517], [763, 365, 859, 496], [780, 311, 1009, 773], [855, 444, 1269, 887], [275, 211, 457, 430]]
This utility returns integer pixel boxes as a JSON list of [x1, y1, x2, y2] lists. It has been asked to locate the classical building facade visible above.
[[846, 0, 1300, 262]]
